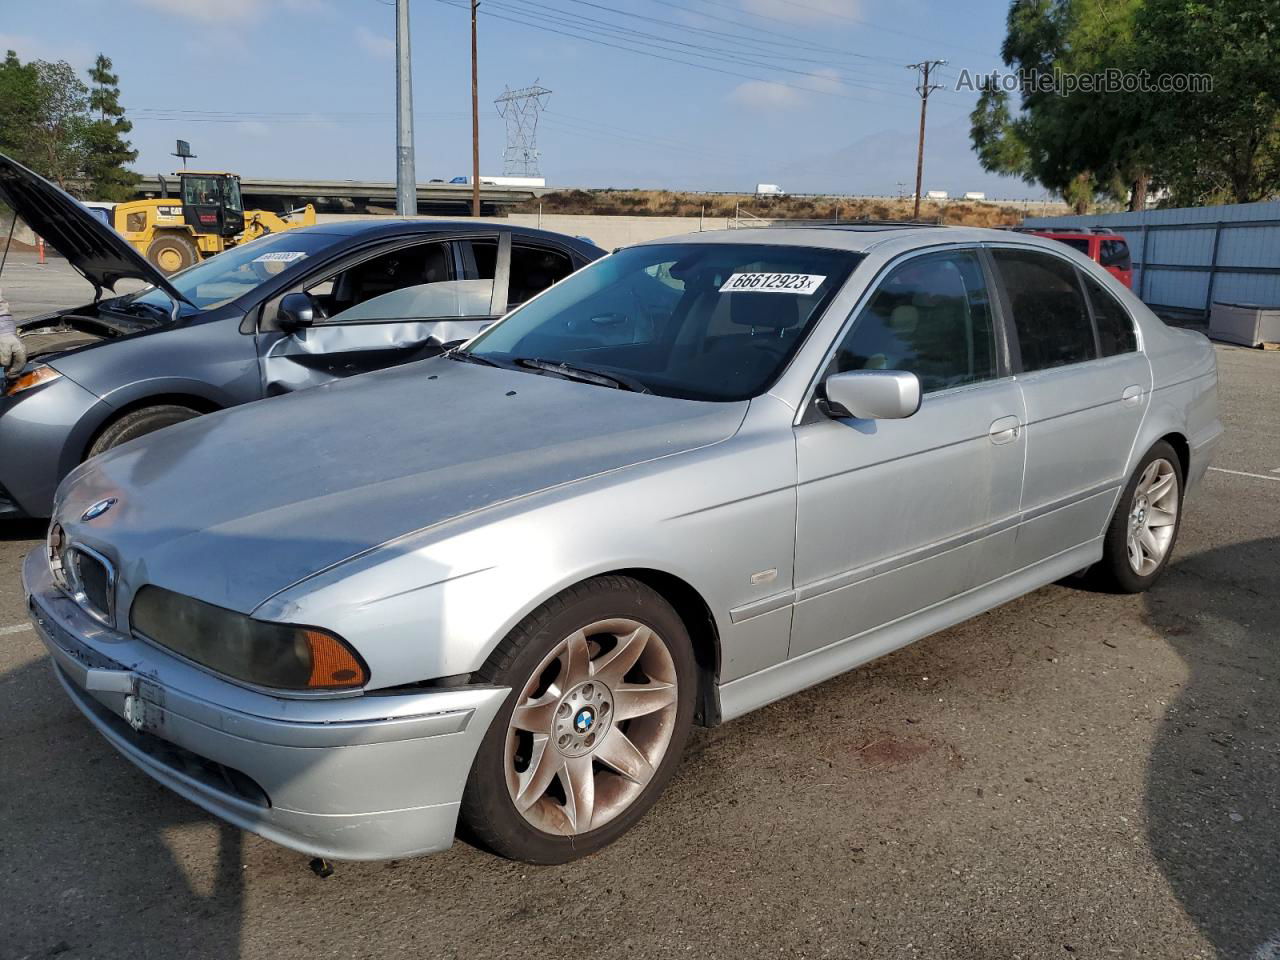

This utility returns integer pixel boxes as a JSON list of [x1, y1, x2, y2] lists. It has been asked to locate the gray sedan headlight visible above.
[[130, 586, 368, 690]]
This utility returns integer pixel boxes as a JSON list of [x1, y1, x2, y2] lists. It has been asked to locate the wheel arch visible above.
[[1157, 430, 1190, 480], [80, 390, 223, 462], [611, 567, 723, 727]]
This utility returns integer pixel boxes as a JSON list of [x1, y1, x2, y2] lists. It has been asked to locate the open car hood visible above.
[[0, 151, 190, 306]]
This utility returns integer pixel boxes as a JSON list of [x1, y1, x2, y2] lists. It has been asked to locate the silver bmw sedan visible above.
[[24, 225, 1222, 864]]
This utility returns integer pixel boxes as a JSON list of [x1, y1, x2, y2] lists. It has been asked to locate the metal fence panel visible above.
[[1024, 200, 1280, 316]]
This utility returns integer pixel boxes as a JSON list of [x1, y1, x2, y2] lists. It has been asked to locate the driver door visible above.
[[255, 233, 506, 394], [789, 248, 1026, 659]]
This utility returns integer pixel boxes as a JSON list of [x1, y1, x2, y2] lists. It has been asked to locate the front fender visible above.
[[253, 419, 799, 691]]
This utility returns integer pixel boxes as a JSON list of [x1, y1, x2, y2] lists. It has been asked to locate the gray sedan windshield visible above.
[[465, 242, 860, 401], [122, 231, 342, 314]]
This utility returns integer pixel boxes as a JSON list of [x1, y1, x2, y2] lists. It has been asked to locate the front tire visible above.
[[1093, 440, 1184, 593], [460, 576, 696, 864], [145, 233, 199, 274], [87, 404, 202, 459]]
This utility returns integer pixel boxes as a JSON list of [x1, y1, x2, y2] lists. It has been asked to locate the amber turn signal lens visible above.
[[4, 365, 62, 397], [304, 629, 369, 688]]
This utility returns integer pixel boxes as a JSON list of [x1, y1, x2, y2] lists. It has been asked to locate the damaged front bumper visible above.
[[23, 547, 508, 861]]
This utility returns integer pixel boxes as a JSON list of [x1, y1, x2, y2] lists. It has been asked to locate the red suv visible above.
[[1022, 229, 1134, 289]]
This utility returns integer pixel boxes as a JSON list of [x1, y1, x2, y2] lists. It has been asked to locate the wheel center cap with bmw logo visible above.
[[573, 706, 596, 734]]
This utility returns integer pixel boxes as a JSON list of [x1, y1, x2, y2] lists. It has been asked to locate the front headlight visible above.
[[4, 365, 62, 397], [130, 585, 368, 691]]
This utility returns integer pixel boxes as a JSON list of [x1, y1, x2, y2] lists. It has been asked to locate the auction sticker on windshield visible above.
[[719, 272, 826, 295], [252, 251, 308, 264]]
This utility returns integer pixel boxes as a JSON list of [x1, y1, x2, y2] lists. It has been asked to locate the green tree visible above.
[[83, 54, 139, 200], [1135, 0, 1280, 205], [0, 51, 41, 168], [30, 59, 89, 190], [971, 0, 1159, 213]]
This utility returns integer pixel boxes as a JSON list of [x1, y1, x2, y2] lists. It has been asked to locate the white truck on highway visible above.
[[450, 176, 546, 188]]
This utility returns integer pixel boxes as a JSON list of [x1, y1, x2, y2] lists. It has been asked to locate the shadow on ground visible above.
[[1144, 536, 1280, 959], [0, 655, 245, 960]]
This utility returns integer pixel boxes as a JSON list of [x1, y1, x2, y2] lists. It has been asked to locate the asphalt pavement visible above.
[[0, 260, 1277, 959]]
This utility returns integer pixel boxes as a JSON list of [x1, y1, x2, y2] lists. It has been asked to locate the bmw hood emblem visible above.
[[573, 707, 596, 734], [81, 497, 118, 522]]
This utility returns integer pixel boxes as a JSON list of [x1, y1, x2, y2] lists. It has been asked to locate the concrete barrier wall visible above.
[[314, 212, 729, 249]]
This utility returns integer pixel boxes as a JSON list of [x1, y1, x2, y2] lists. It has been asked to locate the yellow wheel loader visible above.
[[110, 172, 316, 274]]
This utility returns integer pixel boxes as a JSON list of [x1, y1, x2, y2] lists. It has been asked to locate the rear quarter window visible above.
[[1083, 273, 1138, 355]]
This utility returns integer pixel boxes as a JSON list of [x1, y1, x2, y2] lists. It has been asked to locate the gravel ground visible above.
[[0, 262, 1276, 959]]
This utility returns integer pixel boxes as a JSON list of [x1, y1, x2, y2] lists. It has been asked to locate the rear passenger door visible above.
[[989, 247, 1151, 568]]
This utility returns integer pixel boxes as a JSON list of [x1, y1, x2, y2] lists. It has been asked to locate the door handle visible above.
[[1121, 384, 1144, 407], [989, 415, 1021, 445]]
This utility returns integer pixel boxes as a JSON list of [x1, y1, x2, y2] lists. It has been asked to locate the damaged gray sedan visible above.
[[0, 152, 603, 518], [26, 225, 1221, 864]]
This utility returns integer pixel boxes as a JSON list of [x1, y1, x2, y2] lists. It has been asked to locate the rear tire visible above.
[[1091, 440, 1184, 593], [145, 233, 199, 274], [87, 405, 202, 459], [460, 575, 696, 864]]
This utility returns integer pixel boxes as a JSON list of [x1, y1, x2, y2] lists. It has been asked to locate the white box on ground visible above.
[[1209, 301, 1280, 347], [755, 184, 783, 196]]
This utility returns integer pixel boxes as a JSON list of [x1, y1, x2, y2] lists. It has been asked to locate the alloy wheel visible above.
[[1127, 457, 1179, 576], [504, 618, 679, 836]]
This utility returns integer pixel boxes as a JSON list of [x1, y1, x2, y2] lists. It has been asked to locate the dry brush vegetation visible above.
[[512, 189, 1063, 226]]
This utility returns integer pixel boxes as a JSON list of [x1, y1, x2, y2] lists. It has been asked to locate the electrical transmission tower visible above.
[[494, 83, 552, 177]]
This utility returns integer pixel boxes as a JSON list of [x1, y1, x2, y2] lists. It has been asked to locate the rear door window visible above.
[[992, 248, 1097, 372], [1083, 274, 1138, 355]]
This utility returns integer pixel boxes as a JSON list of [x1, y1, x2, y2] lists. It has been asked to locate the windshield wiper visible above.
[[443, 347, 500, 367], [513, 357, 650, 394]]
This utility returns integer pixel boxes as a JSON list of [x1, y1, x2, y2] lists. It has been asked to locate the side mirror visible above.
[[821, 370, 922, 420], [277, 292, 317, 332]]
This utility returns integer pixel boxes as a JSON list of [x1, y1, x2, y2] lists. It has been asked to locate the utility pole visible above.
[[470, 0, 481, 217], [395, 0, 417, 217], [906, 59, 946, 221]]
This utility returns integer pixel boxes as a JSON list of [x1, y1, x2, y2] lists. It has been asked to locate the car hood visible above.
[[0, 151, 189, 306], [57, 358, 747, 614]]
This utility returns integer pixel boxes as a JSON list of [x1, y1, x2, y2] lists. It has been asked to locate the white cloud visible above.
[[130, 0, 332, 23], [807, 67, 844, 95], [730, 80, 804, 110], [236, 120, 271, 138], [356, 27, 395, 61], [730, 69, 844, 110], [740, 0, 860, 22]]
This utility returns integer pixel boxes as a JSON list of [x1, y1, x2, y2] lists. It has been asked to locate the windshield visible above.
[[113, 231, 341, 317], [464, 242, 860, 401]]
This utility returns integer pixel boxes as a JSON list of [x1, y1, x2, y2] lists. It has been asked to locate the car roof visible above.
[[292, 218, 601, 250], [630, 224, 1075, 255]]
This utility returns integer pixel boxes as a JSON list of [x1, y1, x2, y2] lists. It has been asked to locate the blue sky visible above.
[[1, 0, 1048, 198]]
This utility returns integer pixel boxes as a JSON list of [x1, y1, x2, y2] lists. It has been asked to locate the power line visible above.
[[432, 0, 936, 107], [491, 0, 912, 95], [684, 0, 999, 60]]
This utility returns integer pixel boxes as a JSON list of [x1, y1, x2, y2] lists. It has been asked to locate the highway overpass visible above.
[[133, 175, 540, 215]]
